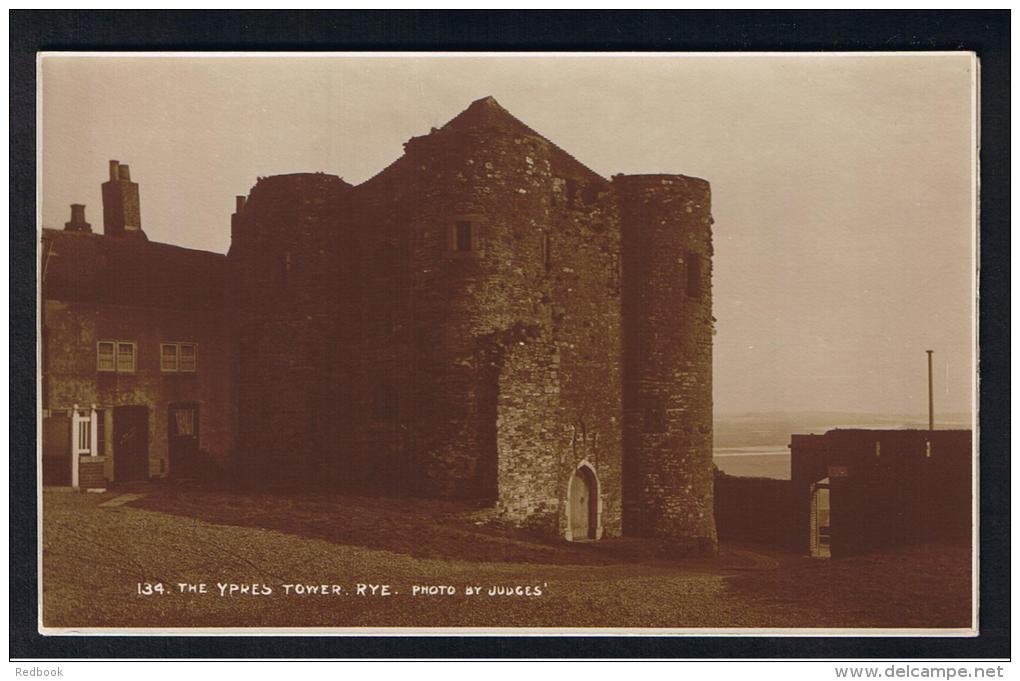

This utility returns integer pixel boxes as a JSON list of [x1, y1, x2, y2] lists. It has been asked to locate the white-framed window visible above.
[[160, 343, 179, 372], [98, 340, 135, 373], [180, 343, 197, 372], [116, 342, 136, 372], [161, 342, 197, 373], [97, 341, 116, 372]]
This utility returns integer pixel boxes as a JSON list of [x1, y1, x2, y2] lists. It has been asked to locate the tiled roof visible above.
[[41, 228, 227, 310]]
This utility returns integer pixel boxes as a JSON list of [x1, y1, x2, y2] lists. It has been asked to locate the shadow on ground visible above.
[[124, 481, 767, 570]]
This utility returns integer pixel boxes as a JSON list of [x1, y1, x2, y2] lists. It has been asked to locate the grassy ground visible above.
[[41, 486, 972, 630]]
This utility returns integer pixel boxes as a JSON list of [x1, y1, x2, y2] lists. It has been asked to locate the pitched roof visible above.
[[360, 96, 607, 189], [440, 96, 607, 183], [41, 229, 227, 311]]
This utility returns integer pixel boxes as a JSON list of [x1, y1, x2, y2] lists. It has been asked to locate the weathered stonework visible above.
[[42, 97, 716, 547], [228, 97, 715, 546], [618, 174, 717, 548]]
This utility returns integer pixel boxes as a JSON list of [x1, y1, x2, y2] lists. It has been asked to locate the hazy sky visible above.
[[40, 54, 976, 416]]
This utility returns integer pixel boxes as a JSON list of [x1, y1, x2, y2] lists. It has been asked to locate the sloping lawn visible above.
[[41, 488, 972, 630]]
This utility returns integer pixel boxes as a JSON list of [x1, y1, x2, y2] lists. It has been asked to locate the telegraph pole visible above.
[[926, 349, 934, 431]]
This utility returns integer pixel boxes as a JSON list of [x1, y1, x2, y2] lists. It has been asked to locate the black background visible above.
[[10, 10, 1010, 660]]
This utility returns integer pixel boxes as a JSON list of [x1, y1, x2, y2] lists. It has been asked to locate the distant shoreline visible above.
[[714, 411, 972, 450]]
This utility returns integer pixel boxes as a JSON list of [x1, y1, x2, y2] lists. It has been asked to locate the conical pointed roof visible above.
[[358, 97, 607, 189], [440, 96, 540, 137], [439, 96, 606, 182]]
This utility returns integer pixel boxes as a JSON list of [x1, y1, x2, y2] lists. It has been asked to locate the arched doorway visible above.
[[567, 463, 600, 541]]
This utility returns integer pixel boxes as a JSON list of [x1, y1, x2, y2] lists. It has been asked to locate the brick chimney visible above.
[[102, 160, 146, 239], [63, 203, 91, 232]]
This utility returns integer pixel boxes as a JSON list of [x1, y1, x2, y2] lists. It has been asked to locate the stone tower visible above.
[[227, 173, 353, 485], [225, 97, 715, 549], [617, 174, 717, 551], [346, 96, 624, 537]]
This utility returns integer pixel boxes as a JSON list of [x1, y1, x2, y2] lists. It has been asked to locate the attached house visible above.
[[41, 161, 234, 487]]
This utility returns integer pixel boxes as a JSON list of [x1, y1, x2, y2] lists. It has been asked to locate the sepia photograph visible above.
[[35, 52, 978, 635]]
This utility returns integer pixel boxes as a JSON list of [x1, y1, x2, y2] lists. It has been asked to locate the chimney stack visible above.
[[230, 195, 248, 242], [101, 159, 146, 239], [63, 204, 91, 233]]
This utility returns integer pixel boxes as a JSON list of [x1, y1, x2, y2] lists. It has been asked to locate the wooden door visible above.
[[168, 403, 200, 479], [114, 406, 149, 481], [569, 468, 596, 540]]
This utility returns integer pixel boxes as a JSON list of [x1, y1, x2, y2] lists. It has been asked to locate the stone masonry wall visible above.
[[218, 98, 710, 544], [228, 173, 351, 486], [347, 100, 626, 539], [617, 174, 716, 549]]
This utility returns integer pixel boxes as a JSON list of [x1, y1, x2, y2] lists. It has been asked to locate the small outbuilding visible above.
[[790, 429, 972, 558]]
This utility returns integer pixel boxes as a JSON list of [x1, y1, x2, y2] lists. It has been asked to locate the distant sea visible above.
[[713, 445, 790, 480], [711, 411, 973, 480]]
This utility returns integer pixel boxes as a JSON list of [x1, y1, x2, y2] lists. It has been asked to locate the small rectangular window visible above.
[[97, 341, 115, 372], [644, 397, 667, 433], [455, 221, 472, 252], [566, 179, 579, 209], [686, 252, 702, 298], [179, 343, 197, 372], [161, 342, 197, 373], [172, 406, 196, 436], [161, 343, 179, 372], [116, 342, 136, 373]]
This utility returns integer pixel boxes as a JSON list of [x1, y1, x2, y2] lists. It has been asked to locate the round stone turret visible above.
[[615, 173, 717, 552]]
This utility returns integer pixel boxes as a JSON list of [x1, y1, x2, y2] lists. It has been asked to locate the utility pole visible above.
[[926, 349, 934, 431]]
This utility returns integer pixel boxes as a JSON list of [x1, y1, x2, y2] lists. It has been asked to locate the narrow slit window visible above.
[[644, 397, 667, 433], [455, 221, 473, 252], [542, 233, 552, 272], [279, 252, 292, 287], [686, 251, 702, 299], [566, 179, 579, 209]]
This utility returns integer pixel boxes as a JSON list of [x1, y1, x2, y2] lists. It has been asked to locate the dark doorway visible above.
[[42, 412, 71, 485], [113, 406, 149, 482], [569, 465, 598, 541], [168, 402, 200, 479]]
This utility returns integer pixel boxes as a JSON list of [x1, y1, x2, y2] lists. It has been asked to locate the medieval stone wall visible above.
[[228, 173, 351, 486], [343, 104, 626, 538], [221, 98, 711, 543], [617, 174, 716, 549]]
